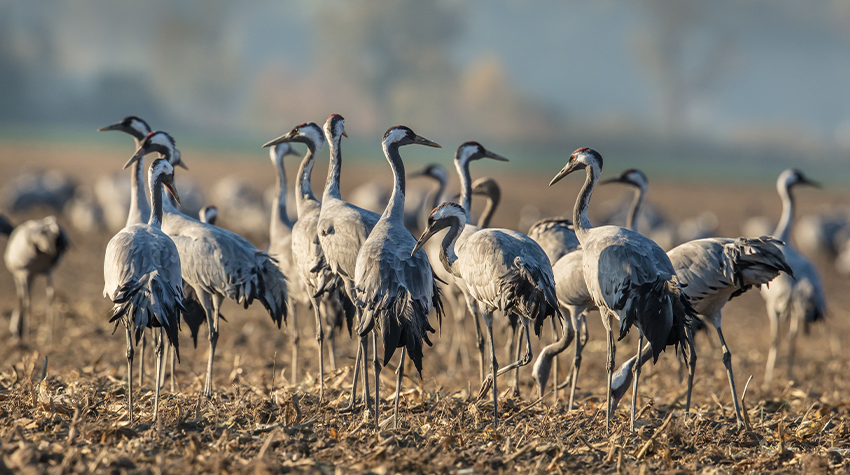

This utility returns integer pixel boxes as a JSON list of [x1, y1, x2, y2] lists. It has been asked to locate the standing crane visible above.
[[314, 114, 381, 413], [534, 169, 649, 411], [354, 126, 444, 429], [3, 215, 69, 341], [103, 157, 183, 422], [412, 201, 562, 427], [131, 131, 288, 397], [760, 169, 826, 385], [262, 122, 347, 401], [548, 148, 695, 432]]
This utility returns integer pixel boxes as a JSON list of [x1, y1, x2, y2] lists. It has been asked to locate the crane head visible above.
[[455, 141, 509, 165], [409, 163, 448, 184], [199, 205, 218, 225], [383, 126, 441, 149], [411, 202, 466, 256], [125, 131, 184, 170], [471, 177, 500, 199], [263, 122, 324, 150], [600, 168, 648, 190], [779, 168, 821, 191], [549, 147, 603, 186], [149, 158, 181, 206], [324, 114, 348, 142], [269, 143, 299, 164], [97, 116, 151, 140]]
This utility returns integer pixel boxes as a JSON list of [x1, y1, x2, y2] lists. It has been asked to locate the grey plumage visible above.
[[760, 168, 826, 385], [103, 158, 183, 423], [356, 125, 444, 429], [527, 218, 580, 263], [4, 215, 69, 340]]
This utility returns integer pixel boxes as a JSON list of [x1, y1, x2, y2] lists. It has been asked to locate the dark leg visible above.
[[310, 296, 325, 401], [139, 331, 147, 388], [291, 304, 299, 384], [482, 310, 499, 428], [169, 342, 177, 393], [603, 311, 615, 433], [508, 319, 520, 397], [764, 303, 779, 387], [550, 316, 559, 406], [126, 325, 135, 424], [568, 309, 584, 411], [362, 334, 372, 417], [341, 335, 363, 413], [372, 329, 380, 427], [45, 273, 55, 342], [10, 274, 27, 340], [160, 343, 169, 390], [464, 293, 485, 383], [716, 325, 743, 429], [202, 292, 218, 398], [629, 333, 643, 432], [153, 328, 164, 421], [393, 347, 406, 430], [787, 310, 800, 381], [685, 324, 696, 420]]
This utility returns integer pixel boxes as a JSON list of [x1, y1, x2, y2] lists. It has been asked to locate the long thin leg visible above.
[[550, 316, 559, 406], [509, 319, 521, 397], [787, 310, 800, 381], [45, 273, 54, 342], [685, 324, 696, 420], [464, 293, 485, 383], [153, 328, 164, 421], [629, 332, 643, 432], [342, 336, 363, 413], [202, 291, 218, 398], [139, 331, 147, 388], [161, 343, 170, 390], [169, 342, 176, 393], [10, 274, 26, 340], [482, 310, 499, 428], [290, 304, 299, 384], [455, 292, 471, 371], [716, 325, 743, 429], [393, 347, 406, 430], [764, 303, 779, 386], [603, 311, 615, 433], [311, 296, 325, 401], [568, 309, 584, 411], [372, 329, 380, 427], [126, 325, 135, 424], [362, 335, 372, 416]]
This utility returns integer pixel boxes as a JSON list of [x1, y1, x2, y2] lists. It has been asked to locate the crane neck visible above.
[[127, 154, 151, 227], [455, 159, 473, 224], [439, 216, 464, 277], [148, 172, 164, 230], [323, 135, 343, 201], [572, 165, 599, 242], [431, 176, 447, 211], [626, 184, 646, 232], [382, 141, 406, 222], [270, 154, 293, 241], [477, 188, 500, 228], [774, 181, 795, 242], [295, 140, 322, 217]]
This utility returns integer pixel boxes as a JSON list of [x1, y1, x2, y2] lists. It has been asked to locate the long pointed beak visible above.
[[97, 123, 122, 132], [123, 146, 149, 169], [484, 150, 509, 162], [599, 177, 626, 186], [411, 227, 436, 256], [549, 162, 577, 186], [263, 130, 297, 148], [413, 135, 441, 148], [802, 177, 822, 189], [342, 131, 348, 138], [164, 182, 181, 206]]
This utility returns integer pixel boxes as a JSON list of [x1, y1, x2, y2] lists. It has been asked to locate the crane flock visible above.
[[3, 113, 835, 435]]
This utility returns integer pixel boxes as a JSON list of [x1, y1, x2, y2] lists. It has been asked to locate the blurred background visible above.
[[1, 0, 849, 181]]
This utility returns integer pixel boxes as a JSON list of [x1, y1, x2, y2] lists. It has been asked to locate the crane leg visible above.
[[160, 343, 169, 390], [169, 341, 177, 393], [153, 328, 164, 421], [508, 317, 521, 398], [362, 335, 372, 418], [716, 325, 743, 429], [45, 273, 54, 343], [139, 331, 147, 389], [464, 293, 486, 383], [567, 310, 584, 411], [393, 347, 406, 430], [550, 316, 559, 406], [629, 333, 643, 432], [763, 304, 779, 387], [311, 296, 325, 401], [328, 326, 337, 372], [455, 292, 471, 371], [787, 311, 800, 381], [202, 292, 219, 398], [603, 311, 615, 433], [372, 330, 380, 427], [685, 324, 696, 420], [290, 304, 299, 384], [126, 325, 135, 424], [10, 274, 28, 341], [483, 310, 499, 428]]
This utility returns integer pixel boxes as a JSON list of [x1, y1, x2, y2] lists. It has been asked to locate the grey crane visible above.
[[103, 158, 183, 423], [760, 169, 825, 385], [355, 125, 444, 429], [548, 148, 695, 432], [131, 131, 288, 397], [534, 169, 649, 411], [3, 215, 69, 341], [314, 114, 380, 413], [413, 201, 561, 428], [265, 143, 310, 384], [424, 142, 508, 384], [262, 122, 345, 401]]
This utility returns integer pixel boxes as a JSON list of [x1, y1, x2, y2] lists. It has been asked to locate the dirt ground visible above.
[[1, 140, 849, 474]]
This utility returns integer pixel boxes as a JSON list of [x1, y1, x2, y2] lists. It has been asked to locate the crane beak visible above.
[[342, 131, 348, 138], [97, 123, 123, 132], [123, 146, 149, 169], [411, 226, 437, 256], [801, 177, 822, 189], [483, 150, 509, 162], [263, 129, 297, 148], [164, 182, 181, 206], [599, 176, 627, 186], [549, 161, 579, 186], [412, 135, 441, 148]]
